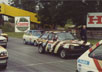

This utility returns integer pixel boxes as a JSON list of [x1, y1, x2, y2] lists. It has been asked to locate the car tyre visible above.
[[2, 62, 7, 69], [60, 49, 67, 59], [23, 39, 27, 44], [3, 45, 7, 48], [38, 45, 45, 54], [33, 41, 37, 46]]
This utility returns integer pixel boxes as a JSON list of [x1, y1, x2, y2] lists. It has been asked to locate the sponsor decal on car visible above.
[[77, 59, 90, 65]]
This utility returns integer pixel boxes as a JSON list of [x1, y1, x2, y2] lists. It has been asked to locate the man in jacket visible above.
[[80, 25, 87, 43]]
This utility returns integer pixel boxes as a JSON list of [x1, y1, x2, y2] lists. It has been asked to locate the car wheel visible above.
[[3, 45, 7, 48], [60, 49, 67, 59], [33, 41, 37, 46], [2, 45, 7, 48], [23, 39, 27, 44], [38, 45, 45, 54], [2, 62, 7, 69]]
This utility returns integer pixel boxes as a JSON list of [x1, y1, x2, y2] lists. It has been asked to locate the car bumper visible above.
[[66, 49, 88, 56], [0, 42, 7, 46], [0, 57, 8, 65]]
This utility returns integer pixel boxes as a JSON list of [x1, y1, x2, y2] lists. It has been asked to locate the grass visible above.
[[6, 32, 100, 44], [6, 32, 24, 39], [88, 39, 100, 45]]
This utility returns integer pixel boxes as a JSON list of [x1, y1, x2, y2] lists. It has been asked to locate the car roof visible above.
[[44, 31, 69, 35], [29, 30, 43, 31], [45, 30, 66, 33]]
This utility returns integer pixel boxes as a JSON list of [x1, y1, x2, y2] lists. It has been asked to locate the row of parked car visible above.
[[23, 30, 102, 72], [0, 29, 8, 69], [23, 30, 91, 59]]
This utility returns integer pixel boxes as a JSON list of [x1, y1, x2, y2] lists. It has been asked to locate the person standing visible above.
[[80, 25, 87, 43]]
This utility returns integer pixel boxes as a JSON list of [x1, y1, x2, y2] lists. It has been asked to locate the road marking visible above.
[[9, 61, 65, 68]]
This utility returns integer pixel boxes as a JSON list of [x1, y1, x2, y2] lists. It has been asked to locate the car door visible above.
[[23, 31, 30, 42], [45, 33, 57, 52], [39, 33, 49, 46], [29, 31, 36, 43], [88, 44, 102, 72], [26, 30, 32, 43], [31, 31, 41, 43]]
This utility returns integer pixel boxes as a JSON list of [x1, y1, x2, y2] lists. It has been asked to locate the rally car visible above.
[[0, 46, 8, 69], [23, 30, 44, 46], [0, 36, 7, 48], [37, 31, 91, 59], [77, 40, 102, 72], [0, 29, 8, 41]]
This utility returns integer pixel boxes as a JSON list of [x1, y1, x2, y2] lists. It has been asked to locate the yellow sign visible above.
[[0, 4, 40, 24]]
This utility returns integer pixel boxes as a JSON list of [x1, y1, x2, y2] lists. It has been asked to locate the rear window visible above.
[[89, 44, 102, 60]]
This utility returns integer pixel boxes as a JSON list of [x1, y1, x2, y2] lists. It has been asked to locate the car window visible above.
[[41, 33, 49, 39], [48, 33, 53, 40], [25, 30, 31, 35], [57, 32, 76, 41], [89, 44, 102, 60], [32, 31, 42, 37]]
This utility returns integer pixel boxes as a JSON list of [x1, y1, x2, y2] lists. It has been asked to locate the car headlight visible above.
[[63, 45, 69, 48], [0, 51, 8, 57]]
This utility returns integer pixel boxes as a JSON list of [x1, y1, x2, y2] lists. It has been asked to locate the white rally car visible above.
[[23, 30, 44, 46], [38, 31, 91, 59], [0, 36, 7, 48], [0, 46, 8, 69], [0, 29, 8, 41], [77, 40, 102, 72]]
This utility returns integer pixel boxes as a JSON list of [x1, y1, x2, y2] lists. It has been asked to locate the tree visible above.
[[12, 0, 102, 29], [11, 0, 36, 12]]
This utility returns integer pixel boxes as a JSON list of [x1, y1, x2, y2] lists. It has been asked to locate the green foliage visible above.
[[12, 0, 102, 28], [0, 22, 14, 32], [9, 17, 14, 23], [12, 0, 36, 12], [6, 32, 24, 38], [65, 19, 73, 27], [30, 24, 35, 30], [88, 39, 100, 45]]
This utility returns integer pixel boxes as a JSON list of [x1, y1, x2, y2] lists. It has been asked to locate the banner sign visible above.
[[87, 13, 102, 27], [15, 16, 30, 32]]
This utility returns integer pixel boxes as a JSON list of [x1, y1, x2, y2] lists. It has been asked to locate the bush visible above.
[[0, 22, 14, 32], [6, 32, 24, 38]]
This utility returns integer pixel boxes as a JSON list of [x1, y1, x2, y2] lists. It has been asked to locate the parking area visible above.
[[0, 37, 77, 72]]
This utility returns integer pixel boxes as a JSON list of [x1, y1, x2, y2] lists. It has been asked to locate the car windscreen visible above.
[[32, 31, 42, 37], [57, 32, 76, 40], [40, 33, 49, 39], [89, 44, 102, 60]]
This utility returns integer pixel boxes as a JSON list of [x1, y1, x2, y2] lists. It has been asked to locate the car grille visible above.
[[0, 40, 3, 42], [67, 46, 90, 56]]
